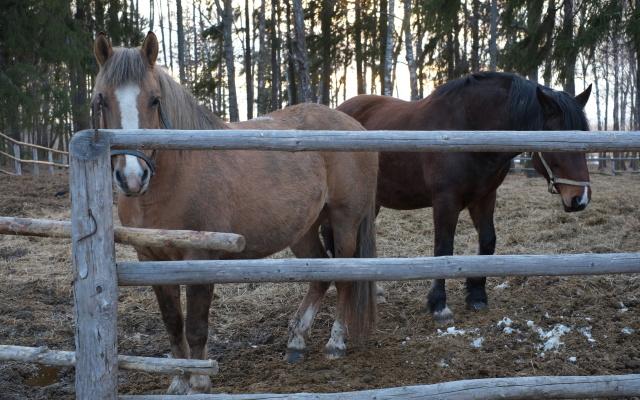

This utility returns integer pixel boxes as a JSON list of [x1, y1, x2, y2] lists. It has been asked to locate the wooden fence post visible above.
[[48, 151, 54, 174], [32, 147, 39, 175], [69, 131, 118, 399], [13, 143, 21, 175]]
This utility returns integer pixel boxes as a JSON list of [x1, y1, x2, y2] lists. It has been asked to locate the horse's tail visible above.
[[344, 201, 378, 345]]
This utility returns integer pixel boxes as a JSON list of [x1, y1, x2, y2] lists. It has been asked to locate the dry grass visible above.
[[0, 171, 639, 398]]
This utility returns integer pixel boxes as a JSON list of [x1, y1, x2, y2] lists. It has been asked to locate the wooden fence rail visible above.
[[0, 131, 69, 175], [118, 374, 640, 400], [0, 216, 245, 252], [13, 128, 640, 399]]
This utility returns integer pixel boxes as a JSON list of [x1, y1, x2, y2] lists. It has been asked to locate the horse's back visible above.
[[231, 103, 366, 132]]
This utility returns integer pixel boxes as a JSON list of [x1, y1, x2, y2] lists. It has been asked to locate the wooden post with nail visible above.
[[69, 130, 118, 400]]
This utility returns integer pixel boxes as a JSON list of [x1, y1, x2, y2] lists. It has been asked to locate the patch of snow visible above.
[[621, 328, 634, 335], [577, 326, 596, 342], [536, 324, 572, 353], [437, 326, 466, 337], [471, 338, 484, 348], [494, 281, 510, 290]]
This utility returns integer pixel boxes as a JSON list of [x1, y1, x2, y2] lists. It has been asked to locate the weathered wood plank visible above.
[[70, 135, 118, 399], [0, 216, 245, 252], [118, 374, 640, 399], [72, 128, 640, 153], [0, 345, 218, 376], [117, 253, 640, 286]]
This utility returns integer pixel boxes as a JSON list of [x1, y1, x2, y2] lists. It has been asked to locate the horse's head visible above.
[[531, 86, 592, 212], [93, 31, 163, 197]]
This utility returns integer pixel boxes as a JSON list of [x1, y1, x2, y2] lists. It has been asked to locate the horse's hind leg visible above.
[[287, 220, 331, 363], [466, 192, 498, 311], [325, 206, 377, 359]]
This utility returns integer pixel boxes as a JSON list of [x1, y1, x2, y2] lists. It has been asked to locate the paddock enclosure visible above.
[[1, 129, 640, 398]]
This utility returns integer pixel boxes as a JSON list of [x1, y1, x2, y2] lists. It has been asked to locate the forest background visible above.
[[1, 0, 639, 153]]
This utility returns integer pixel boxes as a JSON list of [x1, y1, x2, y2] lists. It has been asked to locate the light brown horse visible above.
[[93, 32, 378, 394], [335, 71, 592, 325]]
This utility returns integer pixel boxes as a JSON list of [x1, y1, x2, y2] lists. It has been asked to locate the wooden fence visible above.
[[4, 128, 640, 399], [0, 132, 69, 175]]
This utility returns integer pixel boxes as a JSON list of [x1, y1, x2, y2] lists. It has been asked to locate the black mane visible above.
[[431, 71, 589, 131]]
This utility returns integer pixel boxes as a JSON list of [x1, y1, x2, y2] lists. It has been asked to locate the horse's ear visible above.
[[141, 31, 159, 66], [536, 87, 562, 118], [94, 32, 113, 68], [575, 84, 592, 108]]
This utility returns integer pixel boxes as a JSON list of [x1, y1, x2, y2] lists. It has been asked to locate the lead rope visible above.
[[536, 152, 591, 194]]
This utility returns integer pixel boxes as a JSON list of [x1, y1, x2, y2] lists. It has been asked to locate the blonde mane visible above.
[[156, 67, 229, 130], [95, 46, 228, 131]]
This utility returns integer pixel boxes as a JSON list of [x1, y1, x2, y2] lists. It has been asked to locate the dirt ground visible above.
[[0, 169, 639, 399]]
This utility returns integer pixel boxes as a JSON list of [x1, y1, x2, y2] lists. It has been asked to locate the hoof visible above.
[[167, 375, 190, 395], [432, 307, 455, 326], [187, 375, 212, 394], [376, 283, 387, 304], [325, 348, 346, 360], [466, 300, 488, 311], [285, 348, 308, 363]]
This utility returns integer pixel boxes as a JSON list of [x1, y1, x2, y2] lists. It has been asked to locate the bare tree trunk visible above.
[[285, 1, 297, 105], [292, 0, 312, 103], [592, 56, 602, 131], [470, 0, 480, 72], [176, 0, 187, 85], [216, 0, 240, 121], [561, 0, 576, 95], [159, 0, 168, 66], [257, 0, 267, 115], [355, 0, 365, 94], [192, 1, 198, 86], [270, 0, 281, 111], [489, 0, 498, 71], [150, 0, 155, 31], [245, 0, 254, 119], [319, 0, 334, 105], [168, 0, 174, 73], [383, 0, 394, 96], [402, 0, 418, 100]]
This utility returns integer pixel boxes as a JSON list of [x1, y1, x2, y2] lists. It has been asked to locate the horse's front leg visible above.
[[428, 201, 461, 325], [466, 192, 498, 311], [152, 284, 191, 395], [184, 283, 215, 394]]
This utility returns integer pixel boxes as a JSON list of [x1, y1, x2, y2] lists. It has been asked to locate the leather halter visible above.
[[536, 152, 591, 195], [91, 93, 173, 177]]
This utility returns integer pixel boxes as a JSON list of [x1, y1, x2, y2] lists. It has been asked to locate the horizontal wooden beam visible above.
[[0, 216, 244, 252], [0, 131, 68, 155], [70, 128, 640, 154], [117, 252, 640, 286], [0, 345, 218, 376], [118, 374, 640, 399]]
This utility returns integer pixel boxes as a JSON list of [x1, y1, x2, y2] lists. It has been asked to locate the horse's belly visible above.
[[377, 152, 432, 210]]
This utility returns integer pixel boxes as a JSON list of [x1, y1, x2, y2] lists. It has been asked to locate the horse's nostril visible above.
[[115, 170, 125, 187], [141, 169, 149, 182], [571, 196, 587, 211]]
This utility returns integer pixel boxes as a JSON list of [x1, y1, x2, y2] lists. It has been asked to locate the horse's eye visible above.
[[151, 98, 160, 108]]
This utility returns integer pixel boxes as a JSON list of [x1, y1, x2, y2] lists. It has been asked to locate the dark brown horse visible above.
[[336, 71, 592, 325], [93, 32, 378, 394]]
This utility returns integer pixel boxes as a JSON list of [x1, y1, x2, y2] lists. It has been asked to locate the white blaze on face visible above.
[[114, 84, 144, 193], [577, 186, 590, 206]]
